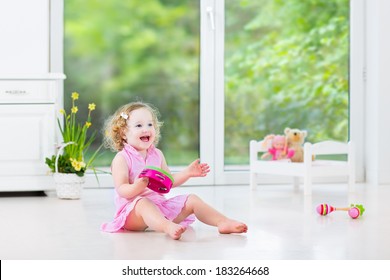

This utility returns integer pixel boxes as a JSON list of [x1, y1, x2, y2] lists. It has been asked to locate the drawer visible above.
[[0, 80, 57, 103]]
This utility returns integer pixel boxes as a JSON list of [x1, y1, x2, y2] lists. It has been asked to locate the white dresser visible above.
[[0, 0, 65, 191], [0, 75, 65, 191]]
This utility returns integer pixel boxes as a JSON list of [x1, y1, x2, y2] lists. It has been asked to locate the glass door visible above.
[[215, 0, 354, 184]]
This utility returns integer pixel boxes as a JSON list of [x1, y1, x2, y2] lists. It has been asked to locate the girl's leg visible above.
[[174, 194, 248, 234], [124, 198, 186, 240]]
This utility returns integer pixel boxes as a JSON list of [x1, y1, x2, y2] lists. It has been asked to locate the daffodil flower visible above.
[[85, 121, 92, 128], [71, 106, 78, 113], [71, 92, 79, 100], [88, 103, 96, 111]]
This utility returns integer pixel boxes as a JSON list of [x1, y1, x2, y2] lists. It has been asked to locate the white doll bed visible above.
[[249, 140, 355, 195]]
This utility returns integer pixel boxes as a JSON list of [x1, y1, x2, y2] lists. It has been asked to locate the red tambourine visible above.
[[139, 166, 174, 193]]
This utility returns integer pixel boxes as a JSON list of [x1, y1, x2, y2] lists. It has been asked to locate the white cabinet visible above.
[[0, 76, 65, 191], [0, 1, 65, 191]]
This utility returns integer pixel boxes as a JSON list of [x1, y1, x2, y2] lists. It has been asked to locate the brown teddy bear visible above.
[[284, 127, 308, 162]]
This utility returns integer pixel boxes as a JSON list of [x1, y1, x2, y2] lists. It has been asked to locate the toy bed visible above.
[[249, 140, 355, 195]]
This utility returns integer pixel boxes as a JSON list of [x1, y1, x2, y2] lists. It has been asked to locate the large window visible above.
[[65, 0, 200, 167], [64, 0, 362, 185]]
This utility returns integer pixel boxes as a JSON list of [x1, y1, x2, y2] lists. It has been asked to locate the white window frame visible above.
[[349, 0, 365, 183]]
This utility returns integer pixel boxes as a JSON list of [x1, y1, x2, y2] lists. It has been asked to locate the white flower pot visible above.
[[53, 173, 85, 199]]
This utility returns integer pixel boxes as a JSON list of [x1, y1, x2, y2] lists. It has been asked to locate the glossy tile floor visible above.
[[1, 183, 389, 260]]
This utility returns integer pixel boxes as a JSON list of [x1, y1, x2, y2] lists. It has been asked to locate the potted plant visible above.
[[45, 91, 102, 199]]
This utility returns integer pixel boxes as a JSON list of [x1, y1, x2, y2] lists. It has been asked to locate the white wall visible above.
[[365, 0, 390, 184], [0, 0, 49, 74]]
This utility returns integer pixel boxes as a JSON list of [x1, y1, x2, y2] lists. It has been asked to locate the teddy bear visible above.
[[284, 127, 308, 162]]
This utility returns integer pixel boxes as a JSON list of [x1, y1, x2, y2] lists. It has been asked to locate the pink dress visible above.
[[268, 147, 295, 160], [101, 143, 195, 232]]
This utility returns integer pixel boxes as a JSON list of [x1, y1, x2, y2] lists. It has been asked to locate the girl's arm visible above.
[[159, 151, 210, 187], [111, 154, 148, 199]]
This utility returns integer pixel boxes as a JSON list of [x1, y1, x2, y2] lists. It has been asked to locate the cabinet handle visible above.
[[4, 90, 28, 95]]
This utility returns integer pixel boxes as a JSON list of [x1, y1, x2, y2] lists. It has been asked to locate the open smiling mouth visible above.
[[140, 136, 150, 142]]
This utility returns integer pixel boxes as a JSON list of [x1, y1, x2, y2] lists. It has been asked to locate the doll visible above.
[[261, 135, 295, 161]]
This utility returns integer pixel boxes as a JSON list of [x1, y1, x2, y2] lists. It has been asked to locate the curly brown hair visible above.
[[103, 102, 163, 152]]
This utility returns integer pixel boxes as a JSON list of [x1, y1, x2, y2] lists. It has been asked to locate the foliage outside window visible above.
[[225, 0, 349, 165], [65, 0, 200, 167]]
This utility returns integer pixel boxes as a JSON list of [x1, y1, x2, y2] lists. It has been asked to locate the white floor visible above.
[[1, 183, 390, 260]]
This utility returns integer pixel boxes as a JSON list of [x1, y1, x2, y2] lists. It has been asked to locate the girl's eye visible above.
[[148, 123, 153, 127], [136, 124, 142, 128]]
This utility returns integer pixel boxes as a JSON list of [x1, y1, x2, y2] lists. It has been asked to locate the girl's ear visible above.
[[120, 129, 127, 141]]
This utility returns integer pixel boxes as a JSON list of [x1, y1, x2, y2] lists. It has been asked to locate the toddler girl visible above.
[[101, 102, 247, 240]]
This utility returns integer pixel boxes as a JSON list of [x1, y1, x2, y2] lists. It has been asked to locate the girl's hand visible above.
[[134, 176, 149, 189], [186, 159, 210, 178]]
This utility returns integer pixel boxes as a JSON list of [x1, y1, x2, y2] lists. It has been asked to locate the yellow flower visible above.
[[59, 109, 66, 115], [88, 103, 96, 111], [72, 162, 82, 171], [85, 121, 92, 128], [70, 158, 86, 171], [71, 106, 78, 113], [71, 92, 79, 100]]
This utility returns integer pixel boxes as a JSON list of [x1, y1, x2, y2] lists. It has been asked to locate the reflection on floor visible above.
[[0, 183, 389, 260]]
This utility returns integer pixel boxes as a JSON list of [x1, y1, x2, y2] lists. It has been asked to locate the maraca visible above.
[[316, 203, 365, 219], [348, 204, 365, 219], [139, 166, 174, 193]]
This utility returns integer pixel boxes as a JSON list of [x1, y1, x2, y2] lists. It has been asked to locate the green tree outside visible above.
[[225, 0, 349, 164]]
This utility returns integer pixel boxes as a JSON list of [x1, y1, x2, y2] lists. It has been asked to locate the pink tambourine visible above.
[[139, 166, 174, 193]]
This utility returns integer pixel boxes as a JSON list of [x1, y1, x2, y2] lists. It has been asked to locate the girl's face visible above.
[[124, 108, 156, 155]]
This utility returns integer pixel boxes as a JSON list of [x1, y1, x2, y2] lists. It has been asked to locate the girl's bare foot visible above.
[[217, 219, 248, 234], [165, 222, 186, 240]]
